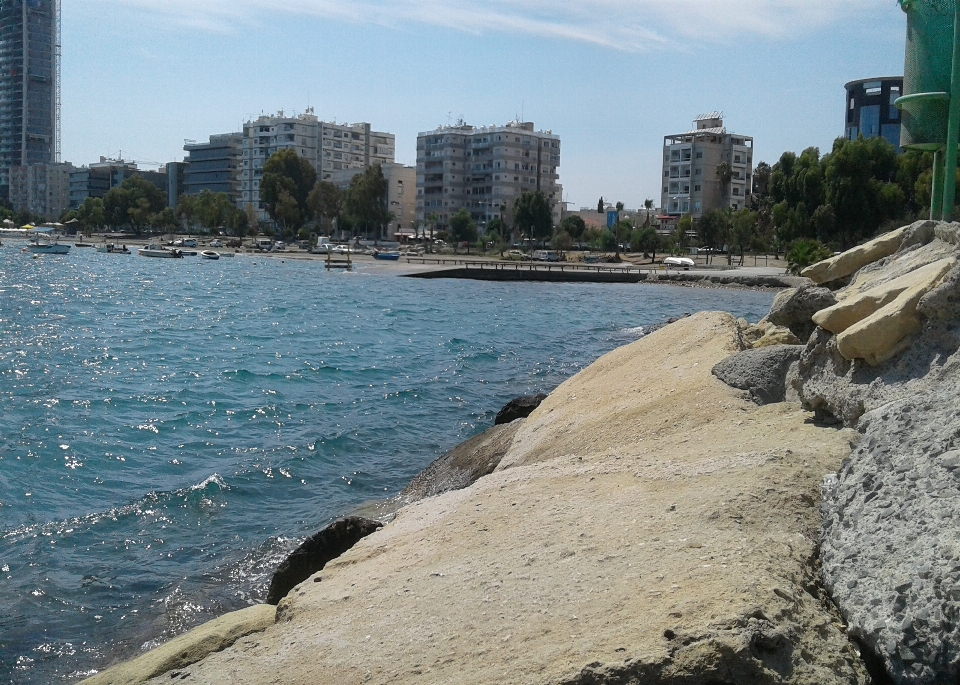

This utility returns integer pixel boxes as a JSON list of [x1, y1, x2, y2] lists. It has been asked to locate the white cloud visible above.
[[109, 0, 875, 50]]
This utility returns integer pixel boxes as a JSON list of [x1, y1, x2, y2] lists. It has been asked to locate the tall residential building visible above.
[[661, 113, 753, 222], [415, 120, 562, 231], [9, 161, 73, 220], [166, 161, 186, 209], [844, 77, 903, 150], [0, 0, 60, 199], [183, 133, 242, 202], [239, 110, 395, 221]]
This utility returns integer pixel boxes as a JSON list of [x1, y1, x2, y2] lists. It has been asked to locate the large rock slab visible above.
[[801, 222, 921, 284], [712, 344, 803, 404], [266, 517, 382, 604], [145, 313, 868, 685], [81, 604, 275, 685], [821, 368, 960, 685], [830, 258, 955, 365], [400, 420, 522, 502], [495, 393, 547, 424]]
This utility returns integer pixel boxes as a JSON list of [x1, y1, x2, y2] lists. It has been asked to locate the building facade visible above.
[[415, 121, 561, 232], [68, 158, 139, 208], [9, 161, 73, 220], [661, 113, 753, 222], [330, 162, 417, 238], [844, 77, 903, 150], [239, 110, 395, 222], [166, 161, 186, 209], [0, 0, 60, 199], [183, 133, 242, 202]]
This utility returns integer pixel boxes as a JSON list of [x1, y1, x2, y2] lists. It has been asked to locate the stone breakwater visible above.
[[85, 222, 960, 684]]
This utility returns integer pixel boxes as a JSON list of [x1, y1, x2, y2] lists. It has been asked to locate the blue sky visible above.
[[63, 1, 905, 210]]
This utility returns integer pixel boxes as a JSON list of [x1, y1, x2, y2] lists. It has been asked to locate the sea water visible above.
[[0, 248, 774, 682]]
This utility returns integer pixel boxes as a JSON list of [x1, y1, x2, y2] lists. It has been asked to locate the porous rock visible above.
[[918, 262, 960, 321], [266, 517, 382, 604], [762, 285, 836, 341], [80, 604, 276, 685], [495, 393, 547, 425], [712, 344, 803, 404], [821, 370, 960, 685], [801, 221, 934, 285], [400, 420, 522, 503]]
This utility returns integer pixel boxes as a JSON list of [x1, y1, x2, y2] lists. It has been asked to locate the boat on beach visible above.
[[374, 250, 401, 261], [138, 244, 182, 258], [663, 256, 696, 269], [199, 250, 220, 260]]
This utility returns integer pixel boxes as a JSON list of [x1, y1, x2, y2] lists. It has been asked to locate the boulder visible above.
[[821, 377, 960, 685], [817, 257, 956, 365], [494, 393, 547, 425], [762, 285, 836, 341], [80, 604, 276, 685], [266, 517, 382, 605], [918, 262, 960, 321], [738, 320, 802, 348], [712, 344, 803, 404], [801, 222, 925, 284], [400, 420, 522, 503]]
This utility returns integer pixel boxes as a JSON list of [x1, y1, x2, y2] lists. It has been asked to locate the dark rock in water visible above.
[[495, 394, 547, 425], [401, 421, 522, 503], [763, 285, 836, 342], [267, 517, 382, 604], [712, 345, 803, 405]]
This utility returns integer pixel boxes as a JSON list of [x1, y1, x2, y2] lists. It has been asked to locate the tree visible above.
[[597, 197, 604, 213], [259, 149, 317, 236], [448, 208, 477, 252], [698, 209, 731, 262], [513, 190, 553, 244], [753, 162, 772, 199], [559, 215, 586, 241], [643, 199, 654, 227], [786, 238, 833, 275], [103, 175, 166, 234], [551, 229, 573, 256], [76, 197, 105, 231], [730, 208, 757, 264], [631, 226, 660, 262], [307, 181, 342, 236], [674, 214, 693, 251], [344, 165, 389, 240]]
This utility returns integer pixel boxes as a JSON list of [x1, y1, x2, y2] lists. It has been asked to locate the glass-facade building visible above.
[[844, 77, 904, 151], [0, 0, 59, 200]]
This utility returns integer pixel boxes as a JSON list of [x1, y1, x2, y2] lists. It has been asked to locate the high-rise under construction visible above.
[[0, 0, 60, 200]]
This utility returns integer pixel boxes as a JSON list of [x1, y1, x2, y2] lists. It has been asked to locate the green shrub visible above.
[[786, 238, 833, 275]]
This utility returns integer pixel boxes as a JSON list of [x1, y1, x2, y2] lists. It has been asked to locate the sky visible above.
[[62, 1, 907, 210]]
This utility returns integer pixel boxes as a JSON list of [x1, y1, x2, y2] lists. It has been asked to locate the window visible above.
[[696, 152, 703, 159], [733, 187, 740, 196], [695, 169, 702, 176], [694, 185, 701, 192], [693, 201, 701, 212]]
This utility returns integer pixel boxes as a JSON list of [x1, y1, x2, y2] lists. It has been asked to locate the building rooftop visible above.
[[694, 111, 724, 122]]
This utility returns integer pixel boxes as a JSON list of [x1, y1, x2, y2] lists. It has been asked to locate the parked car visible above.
[[505, 249, 529, 261], [532, 250, 560, 262], [182, 239, 198, 248], [210, 239, 223, 248]]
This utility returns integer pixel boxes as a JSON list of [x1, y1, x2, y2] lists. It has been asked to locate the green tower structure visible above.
[[897, 0, 960, 220]]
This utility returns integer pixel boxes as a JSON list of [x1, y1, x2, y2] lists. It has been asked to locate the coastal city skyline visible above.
[[62, 1, 906, 210]]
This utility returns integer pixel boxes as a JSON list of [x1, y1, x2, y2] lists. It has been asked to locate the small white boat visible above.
[[663, 256, 696, 269], [138, 244, 182, 258], [96, 243, 131, 254], [199, 250, 220, 260], [24, 237, 70, 254]]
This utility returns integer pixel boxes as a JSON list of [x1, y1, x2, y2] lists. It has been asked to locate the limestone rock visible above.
[[821, 374, 960, 685], [762, 285, 836, 341], [266, 517, 382, 605], [712, 344, 803, 404], [400, 420, 522, 503], [495, 393, 547, 425], [801, 221, 929, 285], [81, 604, 276, 685], [739, 320, 802, 349], [918, 262, 960, 321], [827, 258, 955, 364]]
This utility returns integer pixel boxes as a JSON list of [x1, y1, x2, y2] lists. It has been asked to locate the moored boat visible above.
[[96, 243, 131, 254], [138, 244, 182, 258], [199, 250, 220, 260], [374, 250, 401, 261], [24, 237, 70, 254]]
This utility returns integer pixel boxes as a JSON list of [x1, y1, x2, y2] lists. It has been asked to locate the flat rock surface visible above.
[[145, 313, 866, 685]]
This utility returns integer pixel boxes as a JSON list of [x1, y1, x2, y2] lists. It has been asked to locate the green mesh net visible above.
[[900, 0, 956, 148]]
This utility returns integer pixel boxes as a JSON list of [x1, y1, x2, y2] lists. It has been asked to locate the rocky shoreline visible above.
[[83, 221, 960, 684]]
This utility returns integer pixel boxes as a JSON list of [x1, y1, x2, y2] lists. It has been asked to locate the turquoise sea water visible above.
[[0, 247, 774, 682]]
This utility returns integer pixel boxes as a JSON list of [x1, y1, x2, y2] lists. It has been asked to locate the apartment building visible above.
[[183, 133, 243, 203], [0, 0, 59, 199], [9, 162, 74, 220], [68, 158, 166, 208], [844, 77, 903, 150], [661, 113, 753, 222], [416, 120, 561, 231], [239, 109, 395, 221]]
